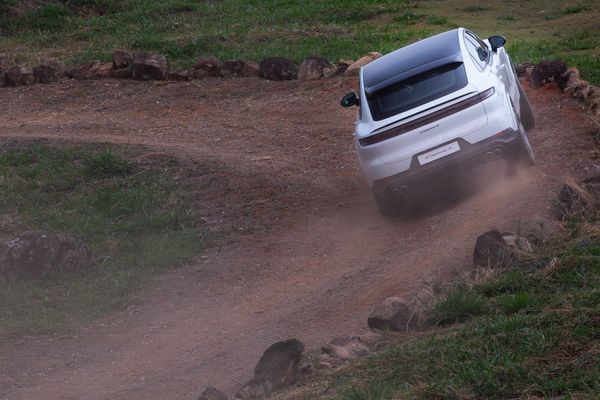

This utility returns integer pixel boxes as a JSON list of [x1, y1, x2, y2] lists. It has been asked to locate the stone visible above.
[[531, 60, 567, 87], [259, 57, 298, 81], [473, 230, 516, 269], [236, 339, 304, 399], [0, 232, 92, 282], [502, 235, 534, 253], [221, 59, 260, 78], [321, 337, 369, 360], [344, 52, 382, 76], [297, 56, 334, 81], [254, 339, 303, 388], [33, 60, 64, 83], [4, 66, 35, 86], [515, 62, 536, 78], [66, 61, 113, 79], [167, 69, 191, 81], [112, 49, 133, 70], [199, 386, 229, 400], [113, 67, 133, 79], [554, 183, 592, 220], [132, 52, 167, 81], [192, 55, 224, 78], [367, 297, 416, 331], [557, 67, 581, 91], [235, 379, 267, 400], [239, 61, 260, 78], [337, 59, 354, 75], [0, 67, 5, 86], [316, 353, 343, 369]]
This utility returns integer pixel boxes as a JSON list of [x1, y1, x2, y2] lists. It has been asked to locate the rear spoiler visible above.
[[364, 53, 463, 95]]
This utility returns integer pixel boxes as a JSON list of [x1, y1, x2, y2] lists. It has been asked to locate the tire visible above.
[[513, 128, 535, 166], [372, 191, 404, 218], [517, 80, 535, 131]]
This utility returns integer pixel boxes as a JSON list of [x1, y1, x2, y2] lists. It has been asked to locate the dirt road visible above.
[[0, 77, 596, 399]]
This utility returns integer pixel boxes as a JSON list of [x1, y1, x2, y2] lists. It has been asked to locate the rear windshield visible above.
[[366, 62, 468, 121]]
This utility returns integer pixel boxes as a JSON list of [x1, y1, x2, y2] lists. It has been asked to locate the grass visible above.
[[0, 144, 208, 336], [281, 228, 600, 399], [0, 0, 598, 84]]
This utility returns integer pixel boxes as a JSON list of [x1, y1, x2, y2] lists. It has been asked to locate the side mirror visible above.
[[340, 91, 359, 107], [488, 35, 507, 52]]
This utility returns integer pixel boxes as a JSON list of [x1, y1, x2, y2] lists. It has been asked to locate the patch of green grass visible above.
[[564, 5, 589, 15], [393, 12, 425, 25], [0, 0, 599, 84], [0, 144, 208, 336], [426, 15, 449, 26], [427, 284, 488, 325], [292, 225, 600, 399]]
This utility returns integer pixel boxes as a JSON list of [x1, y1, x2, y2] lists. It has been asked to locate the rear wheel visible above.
[[517, 80, 535, 131], [508, 127, 535, 174]]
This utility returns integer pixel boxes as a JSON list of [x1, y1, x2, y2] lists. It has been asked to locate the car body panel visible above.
[[350, 27, 533, 193]]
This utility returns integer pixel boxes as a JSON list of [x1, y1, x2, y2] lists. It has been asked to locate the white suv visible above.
[[341, 28, 535, 216]]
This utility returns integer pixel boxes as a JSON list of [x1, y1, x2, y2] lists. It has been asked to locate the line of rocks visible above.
[[516, 60, 600, 117], [0, 51, 382, 88]]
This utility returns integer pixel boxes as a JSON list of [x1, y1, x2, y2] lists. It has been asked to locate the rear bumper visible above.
[[371, 128, 521, 197]]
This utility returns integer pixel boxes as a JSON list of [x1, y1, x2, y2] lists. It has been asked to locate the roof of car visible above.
[[362, 28, 463, 95]]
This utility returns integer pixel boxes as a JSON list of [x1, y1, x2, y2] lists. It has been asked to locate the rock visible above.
[[557, 67, 580, 91], [531, 60, 567, 87], [316, 353, 343, 369], [367, 297, 416, 331], [112, 49, 133, 70], [297, 56, 334, 81], [33, 60, 64, 83], [259, 57, 298, 81], [199, 387, 229, 400], [66, 61, 113, 79], [554, 183, 592, 220], [473, 230, 516, 269], [192, 55, 224, 78], [236, 339, 304, 399], [0, 232, 92, 282], [112, 67, 133, 79], [583, 164, 600, 184], [321, 337, 369, 360], [344, 52, 382, 76], [221, 59, 260, 78], [0, 67, 5, 86], [515, 62, 536, 78], [239, 61, 260, 77], [502, 235, 534, 253], [337, 59, 354, 75], [254, 339, 304, 389], [4, 66, 35, 86], [132, 52, 167, 81], [167, 69, 191, 81], [235, 379, 267, 400], [112, 50, 134, 79]]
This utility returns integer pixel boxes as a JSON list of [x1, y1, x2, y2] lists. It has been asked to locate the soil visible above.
[[0, 76, 597, 400]]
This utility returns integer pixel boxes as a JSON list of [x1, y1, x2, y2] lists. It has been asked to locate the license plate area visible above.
[[417, 141, 460, 165]]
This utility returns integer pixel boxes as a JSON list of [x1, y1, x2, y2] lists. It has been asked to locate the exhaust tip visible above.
[[493, 148, 503, 157], [391, 185, 409, 197], [484, 151, 494, 161]]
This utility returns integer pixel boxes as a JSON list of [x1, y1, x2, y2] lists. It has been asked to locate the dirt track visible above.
[[0, 77, 597, 399]]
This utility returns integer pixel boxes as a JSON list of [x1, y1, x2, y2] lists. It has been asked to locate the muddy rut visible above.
[[0, 77, 596, 399]]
